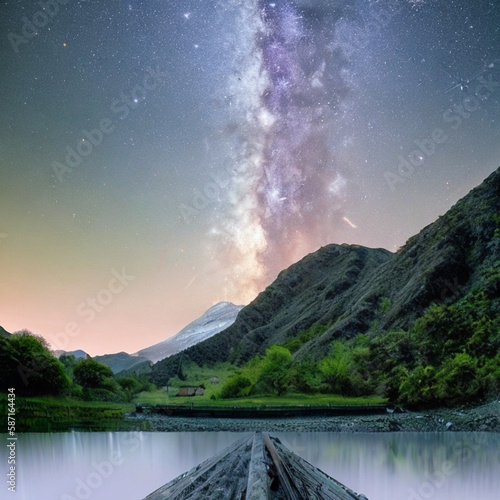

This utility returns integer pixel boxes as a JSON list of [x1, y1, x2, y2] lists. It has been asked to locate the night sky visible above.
[[1, 0, 500, 355]]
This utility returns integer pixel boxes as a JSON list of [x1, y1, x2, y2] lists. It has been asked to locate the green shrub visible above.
[[379, 297, 391, 315], [219, 375, 252, 399], [83, 388, 122, 402], [399, 365, 437, 408], [434, 353, 481, 406], [319, 342, 354, 394], [73, 359, 114, 389], [286, 361, 320, 393], [254, 346, 292, 396]]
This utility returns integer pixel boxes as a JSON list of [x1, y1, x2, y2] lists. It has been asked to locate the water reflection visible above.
[[11, 432, 251, 500], [5, 432, 499, 500], [278, 432, 500, 500]]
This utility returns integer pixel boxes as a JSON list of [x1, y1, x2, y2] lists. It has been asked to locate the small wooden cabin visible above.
[[176, 386, 205, 397]]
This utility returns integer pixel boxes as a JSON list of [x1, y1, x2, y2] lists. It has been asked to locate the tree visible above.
[[59, 354, 77, 379], [286, 360, 320, 393], [0, 330, 70, 396], [117, 376, 143, 402], [255, 346, 292, 396], [73, 358, 114, 389], [319, 342, 354, 394], [435, 353, 481, 406], [399, 364, 437, 408]]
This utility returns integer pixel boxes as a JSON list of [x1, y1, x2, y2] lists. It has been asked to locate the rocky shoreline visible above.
[[127, 401, 500, 433]]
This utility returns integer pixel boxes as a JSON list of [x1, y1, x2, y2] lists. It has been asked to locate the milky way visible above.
[[214, 0, 351, 301], [2, 0, 500, 354]]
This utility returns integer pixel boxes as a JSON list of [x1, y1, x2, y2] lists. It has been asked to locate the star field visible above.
[[1, 0, 499, 354]]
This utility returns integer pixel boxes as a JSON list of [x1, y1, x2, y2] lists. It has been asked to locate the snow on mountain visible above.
[[135, 301, 244, 363]]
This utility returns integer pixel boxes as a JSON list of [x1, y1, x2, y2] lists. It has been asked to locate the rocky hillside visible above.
[[151, 167, 500, 386]]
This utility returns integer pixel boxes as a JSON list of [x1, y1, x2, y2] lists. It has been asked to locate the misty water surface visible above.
[[5, 431, 500, 500]]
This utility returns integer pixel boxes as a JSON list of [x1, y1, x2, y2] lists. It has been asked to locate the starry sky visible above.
[[1, 0, 500, 356]]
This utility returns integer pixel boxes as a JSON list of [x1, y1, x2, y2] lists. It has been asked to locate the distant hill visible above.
[[93, 352, 151, 375], [135, 301, 244, 363], [151, 166, 500, 386], [52, 348, 150, 375], [53, 349, 88, 360], [89, 302, 243, 375], [0, 326, 11, 339]]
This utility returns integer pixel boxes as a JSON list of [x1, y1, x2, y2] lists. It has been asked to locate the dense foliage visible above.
[[0, 330, 70, 396], [393, 288, 500, 407], [217, 288, 500, 408], [0, 331, 154, 402]]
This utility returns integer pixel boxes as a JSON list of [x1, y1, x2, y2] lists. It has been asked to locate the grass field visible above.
[[132, 362, 387, 407], [1, 395, 143, 432], [133, 362, 238, 405], [134, 390, 386, 407]]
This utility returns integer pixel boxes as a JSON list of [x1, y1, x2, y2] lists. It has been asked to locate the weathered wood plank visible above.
[[246, 433, 270, 500], [267, 435, 369, 500], [263, 433, 301, 500], [142, 433, 370, 500], [143, 434, 254, 500]]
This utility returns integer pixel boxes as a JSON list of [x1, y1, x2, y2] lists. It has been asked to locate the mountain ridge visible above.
[[151, 166, 500, 386]]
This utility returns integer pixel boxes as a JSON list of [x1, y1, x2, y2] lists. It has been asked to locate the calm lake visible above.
[[4, 431, 499, 499]]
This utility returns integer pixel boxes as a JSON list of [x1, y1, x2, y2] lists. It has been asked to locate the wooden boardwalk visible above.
[[147, 403, 387, 419], [143, 433, 369, 500]]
